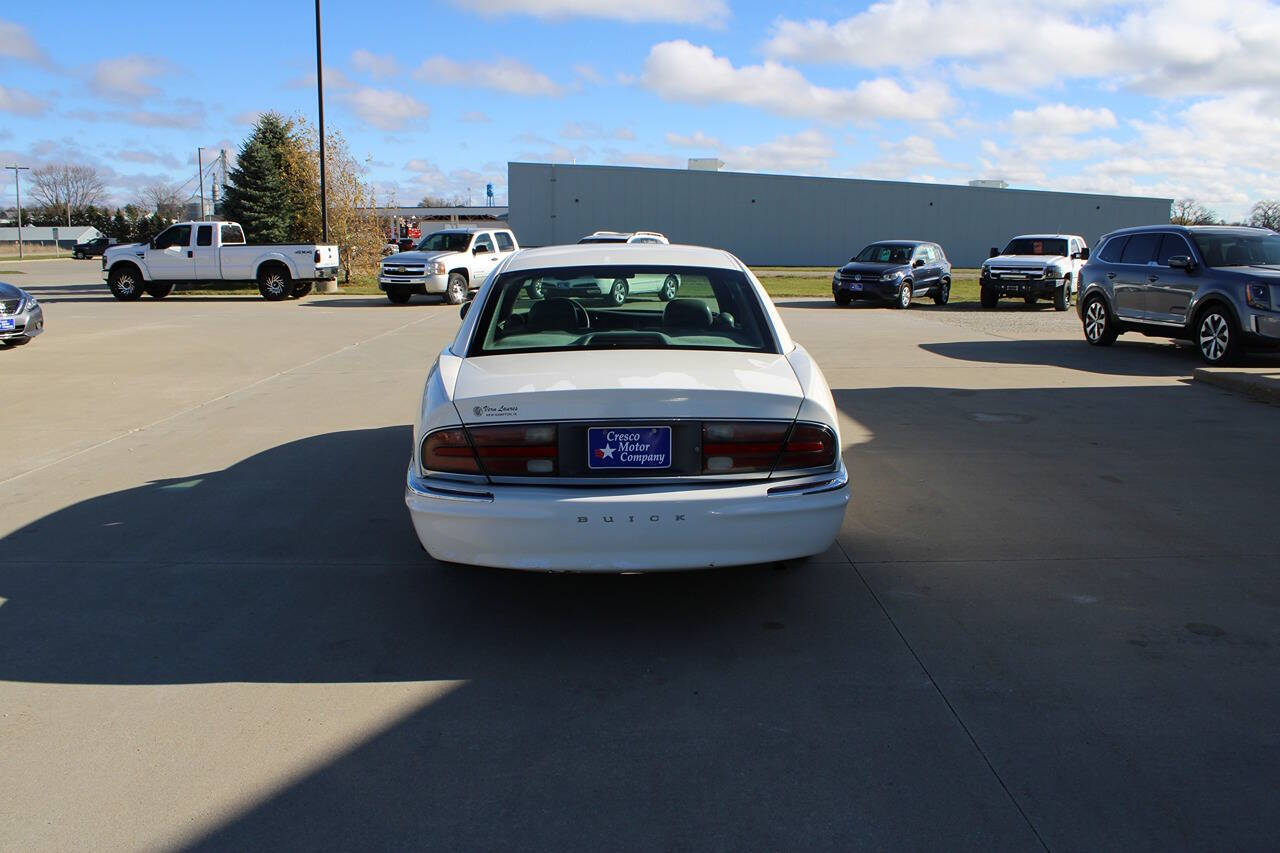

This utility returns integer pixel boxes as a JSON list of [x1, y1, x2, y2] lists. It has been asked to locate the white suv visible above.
[[536, 231, 679, 304], [379, 228, 519, 305]]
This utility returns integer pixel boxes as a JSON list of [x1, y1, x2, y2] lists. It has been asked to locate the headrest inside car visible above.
[[527, 297, 586, 330], [663, 298, 713, 329]]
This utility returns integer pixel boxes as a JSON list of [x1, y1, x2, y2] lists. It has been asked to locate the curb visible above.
[[1193, 368, 1280, 405]]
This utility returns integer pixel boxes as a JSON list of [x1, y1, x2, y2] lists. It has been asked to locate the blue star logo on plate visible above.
[[588, 427, 671, 469]]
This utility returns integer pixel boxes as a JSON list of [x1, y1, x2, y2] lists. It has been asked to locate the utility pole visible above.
[[5, 165, 30, 260], [315, 0, 328, 242]]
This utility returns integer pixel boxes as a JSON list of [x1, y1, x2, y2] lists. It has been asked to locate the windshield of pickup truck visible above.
[[1191, 231, 1280, 267], [853, 244, 914, 264], [418, 232, 472, 253], [468, 266, 776, 356], [1002, 238, 1068, 256]]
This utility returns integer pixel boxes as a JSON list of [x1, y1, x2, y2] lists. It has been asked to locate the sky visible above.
[[2, 0, 1279, 221]]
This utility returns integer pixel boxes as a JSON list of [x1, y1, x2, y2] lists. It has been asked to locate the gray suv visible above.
[[1078, 225, 1280, 364]]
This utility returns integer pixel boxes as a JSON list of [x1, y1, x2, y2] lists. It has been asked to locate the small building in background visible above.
[[968, 179, 1010, 189], [0, 225, 104, 251], [688, 158, 725, 171]]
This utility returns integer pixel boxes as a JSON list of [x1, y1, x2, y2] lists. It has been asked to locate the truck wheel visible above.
[[980, 284, 998, 309], [258, 266, 292, 301], [108, 266, 143, 301], [1054, 278, 1070, 311], [386, 287, 412, 305], [1083, 295, 1119, 346], [834, 291, 851, 306], [932, 278, 950, 305], [146, 283, 175, 299], [608, 278, 629, 306], [445, 273, 468, 305], [291, 281, 314, 299], [658, 274, 679, 302], [1024, 295, 1038, 305], [894, 280, 912, 309]]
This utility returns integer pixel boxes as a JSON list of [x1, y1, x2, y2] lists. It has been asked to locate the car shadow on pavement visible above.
[[919, 338, 1221, 377], [301, 297, 449, 308]]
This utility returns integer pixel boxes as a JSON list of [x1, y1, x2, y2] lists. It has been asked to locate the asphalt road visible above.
[[2, 259, 1278, 851]]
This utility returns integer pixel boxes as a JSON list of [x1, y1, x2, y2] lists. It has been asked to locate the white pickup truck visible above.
[[378, 227, 519, 305], [980, 233, 1089, 311], [102, 221, 339, 301]]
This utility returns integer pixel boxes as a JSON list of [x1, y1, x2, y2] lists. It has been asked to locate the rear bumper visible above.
[[405, 465, 850, 572]]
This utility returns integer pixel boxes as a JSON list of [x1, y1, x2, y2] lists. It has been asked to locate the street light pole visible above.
[[5, 165, 31, 260], [315, 0, 328, 243]]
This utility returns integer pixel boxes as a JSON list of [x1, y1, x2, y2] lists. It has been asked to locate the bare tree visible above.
[[1249, 200, 1280, 231], [1170, 198, 1218, 225], [142, 181, 186, 222], [418, 194, 463, 207], [30, 164, 107, 226]]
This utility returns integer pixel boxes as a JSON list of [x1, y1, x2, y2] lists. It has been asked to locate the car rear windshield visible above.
[[418, 232, 471, 252], [1002, 238, 1068, 256], [1191, 231, 1280, 267], [854, 244, 915, 264], [468, 266, 777, 356]]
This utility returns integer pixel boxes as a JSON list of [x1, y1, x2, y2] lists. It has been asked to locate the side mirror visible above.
[[459, 300, 471, 320], [913, 258, 925, 268], [473, 245, 489, 254], [1076, 247, 1090, 260], [989, 247, 999, 258], [1168, 255, 1194, 270]]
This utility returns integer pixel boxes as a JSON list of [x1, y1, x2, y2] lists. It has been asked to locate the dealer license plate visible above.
[[0, 318, 15, 332], [588, 426, 671, 469]]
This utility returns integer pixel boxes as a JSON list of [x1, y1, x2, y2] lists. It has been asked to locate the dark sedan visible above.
[[0, 281, 44, 347], [1078, 225, 1280, 364], [832, 241, 951, 309]]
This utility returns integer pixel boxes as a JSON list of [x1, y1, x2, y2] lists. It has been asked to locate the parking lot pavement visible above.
[[2, 273, 1278, 850]]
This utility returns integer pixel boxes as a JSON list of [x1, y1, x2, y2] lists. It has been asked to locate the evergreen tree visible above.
[[110, 208, 129, 240], [222, 112, 297, 244]]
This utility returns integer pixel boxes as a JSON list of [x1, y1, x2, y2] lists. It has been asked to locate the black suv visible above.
[[832, 240, 951, 309], [72, 237, 110, 259], [1078, 225, 1280, 364]]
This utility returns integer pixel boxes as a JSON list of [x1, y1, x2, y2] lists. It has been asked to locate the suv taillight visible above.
[[314, 249, 321, 264], [701, 421, 838, 474], [422, 425, 559, 476]]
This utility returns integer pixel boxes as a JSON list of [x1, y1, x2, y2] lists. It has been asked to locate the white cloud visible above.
[[852, 135, 966, 180], [717, 129, 838, 174], [450, 0, 727, 25], [765, 0, 1280, 97], [341, 87, 430, 131], [561, 122, 634, 140], [573, 64, 605, 84], [0, 85, 47, 116], [65, 105, 205, 129], [641, 41, 953, 122], [1008, 104, 1117, 137], [414, 56, 563, 96], [112, 149, 183, 168], [0, 19, 54, 68], [352, 49, 399, 78], [665, 131, 722, 149], [402, 159, 505, 203], [90, 55, 175, 101], [232, 109, 265, 127], [289, 66, 357, 91]]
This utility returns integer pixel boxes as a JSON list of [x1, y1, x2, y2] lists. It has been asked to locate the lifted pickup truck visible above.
[[980, 234, 1088, 311], [102, 221, 339, 301]]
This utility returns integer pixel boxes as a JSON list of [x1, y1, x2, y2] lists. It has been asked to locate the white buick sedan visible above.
[[405, 243, 850, 571]]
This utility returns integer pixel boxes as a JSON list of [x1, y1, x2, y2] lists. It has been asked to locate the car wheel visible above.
[[834, 291, 852, 306], [1196, 306, 1241, 365], [609, 278, 629, 306], [72, 251, 81, 259], [258, 266, 291, 301], [1054, 278, 1070, 311], [526, 281, 545, 300], [445, 273, 468, 305], [980, 284, 998, 309], [108, 266, 143, 301], [1083, 295, 1119, 346], [386, 287, 412, 305], [895, 280, 912, 309], [291, 281, 314, 299], [932, 278, 950, 305], [658, 274, 679, 302], [146, 282, 175, 299]]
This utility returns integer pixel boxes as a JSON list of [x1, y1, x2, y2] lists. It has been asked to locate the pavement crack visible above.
[[838, 538, 1052, 852]]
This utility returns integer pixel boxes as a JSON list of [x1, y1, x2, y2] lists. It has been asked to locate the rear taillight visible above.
[[314, 249, 321, 264], [421, 425, 558, 477], [701, 421, 837, 474]]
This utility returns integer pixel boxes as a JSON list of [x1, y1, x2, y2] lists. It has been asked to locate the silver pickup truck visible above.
[[102, 221, 339, 301]]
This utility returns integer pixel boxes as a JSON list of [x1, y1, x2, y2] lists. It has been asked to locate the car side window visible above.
[[197, 225, 213, 247], [154, 225, 191, 249], [1155, 234, 1193, 266], [473, 233, 495, 253], [1120, 233, 1159, 265], [1097, 236, 1127, 263], [220, 224, 245, 244], [495, 232, 514, 252], [932, 244, 946, 262]]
